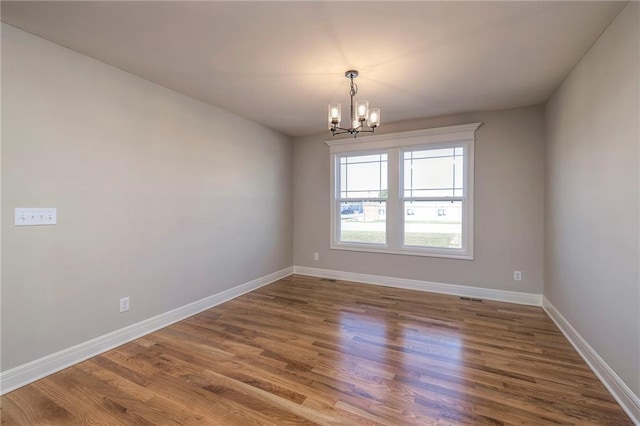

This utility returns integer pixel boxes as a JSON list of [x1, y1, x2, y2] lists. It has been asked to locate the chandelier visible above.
[[328, 70, 380, 137]]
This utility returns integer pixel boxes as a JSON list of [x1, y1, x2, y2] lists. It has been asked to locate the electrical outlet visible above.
[[313, 252, 319, 261], [513, 271, 522, 281], [120, 297, 130, 312]]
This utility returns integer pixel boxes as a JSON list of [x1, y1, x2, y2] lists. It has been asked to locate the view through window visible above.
[[338, 153, 388, 244], [403, 147, 464, 249]]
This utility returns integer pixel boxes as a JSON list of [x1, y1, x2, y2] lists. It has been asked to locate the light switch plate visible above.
[[15, 208, 57, 226]]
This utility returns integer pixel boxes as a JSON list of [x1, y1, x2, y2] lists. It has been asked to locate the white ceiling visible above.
[[1, 1, 626, 138]]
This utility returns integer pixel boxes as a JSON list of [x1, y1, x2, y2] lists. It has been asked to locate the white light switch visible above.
[[15, 208, 57, 226]]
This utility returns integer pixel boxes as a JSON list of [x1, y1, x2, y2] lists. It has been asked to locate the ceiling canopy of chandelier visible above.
[[328, 70, 380, 137]]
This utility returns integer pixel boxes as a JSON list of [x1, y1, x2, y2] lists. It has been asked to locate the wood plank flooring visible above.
[[1, 275, 632, 425]]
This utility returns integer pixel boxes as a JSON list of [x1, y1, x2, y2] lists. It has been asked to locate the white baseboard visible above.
[[543, 297, 640, 424], [0, 266, 293, 395], [292, 266, 543, 306]]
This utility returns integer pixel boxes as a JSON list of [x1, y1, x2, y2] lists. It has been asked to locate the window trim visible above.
[[327, 123, 481, 260]]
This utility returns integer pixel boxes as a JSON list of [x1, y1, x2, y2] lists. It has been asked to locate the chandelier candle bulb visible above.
[[368, 108, 380, 127], [328, 103, 342, 129], [356, 100, 369, 121]]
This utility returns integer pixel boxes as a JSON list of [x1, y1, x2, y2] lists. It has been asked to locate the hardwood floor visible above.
[[1, 275, 632, 425]]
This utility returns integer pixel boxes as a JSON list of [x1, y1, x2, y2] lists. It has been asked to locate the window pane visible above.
[[404, 148, 463, 198], [340, 154, 387, 199], [404, 201, 462, 249], [340, 201, 386, 244]]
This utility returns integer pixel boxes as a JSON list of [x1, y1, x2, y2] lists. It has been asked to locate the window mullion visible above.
[[386, 148, 401, 249]]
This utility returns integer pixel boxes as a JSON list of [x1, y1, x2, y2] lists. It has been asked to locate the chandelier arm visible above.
[[331, 127, 375, 136], [331, 128, 351, 136]]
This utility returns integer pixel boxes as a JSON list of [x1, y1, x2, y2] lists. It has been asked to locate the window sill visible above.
[[330, 243, 474, 260]]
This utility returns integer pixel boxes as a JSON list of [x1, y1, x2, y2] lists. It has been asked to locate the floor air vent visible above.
[[460, 296, 483, 302], [320, 278, 337, 283]]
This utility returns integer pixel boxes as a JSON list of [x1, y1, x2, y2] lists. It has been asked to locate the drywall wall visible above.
[[294, 105, 545, 295], [1, 24, 293, 371], [545, 2, 639, 396]]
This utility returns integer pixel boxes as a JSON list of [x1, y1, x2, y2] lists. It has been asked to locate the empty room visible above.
[[1, 1, 638, 425]]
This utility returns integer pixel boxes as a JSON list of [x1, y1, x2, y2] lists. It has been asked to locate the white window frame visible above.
[[326, 123, 481, 260], [335, 150, 389, 247]]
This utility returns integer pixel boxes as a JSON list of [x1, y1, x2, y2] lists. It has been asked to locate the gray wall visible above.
[[294, 106, 545, 295], [1, 24, 293, 371], [545, 2, 639, 396]]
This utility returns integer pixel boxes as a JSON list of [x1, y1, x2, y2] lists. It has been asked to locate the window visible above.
[[403, 146, 464, 250], [337, 153, 387, 244], [327, 123, 480, 259]]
